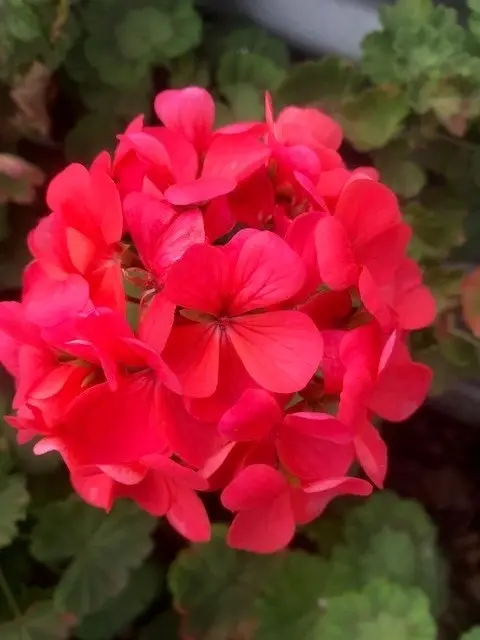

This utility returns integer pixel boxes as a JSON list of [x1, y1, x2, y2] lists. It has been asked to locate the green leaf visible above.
[[338, 88, 409, 151], [168, 52, 210, 89], [317, 579, 436, 640], [138, 611, 180, 640], [462, 627, 480, 640], [168, 525, 280, 639], [220, 26, 290, 69], [340, 491, 447, 612], [116, 8, 173, 61], [255, 552, 327, 640], [374, 144, 426, 198], [404, 193, 467, 262], [424, 266, 464, 314], [217, 51, 286, 93], [76, 563, 162, 640], [362, 0, 478, 93], [0, 473, 29, 550], [276, 57, 364, 110], [31, 498, 156, 617], [412, 343, 467, 396], [65, 113, 120, 164], [0, 600, 74, 640], [223, 84, 265, 121]]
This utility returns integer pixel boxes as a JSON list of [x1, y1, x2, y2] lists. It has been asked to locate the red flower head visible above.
[[0, 86, 435, 553]]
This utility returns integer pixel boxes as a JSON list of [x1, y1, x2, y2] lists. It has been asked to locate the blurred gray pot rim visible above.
[[202, 0, 386, 59]]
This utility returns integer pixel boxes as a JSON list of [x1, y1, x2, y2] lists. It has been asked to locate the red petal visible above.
[[165, 177, 237, 206], [162, 392, 222, 468], [221, 464, 287, 511], [228, 311, 323, 394], [293, 477, 372, 524], [316, 216, 358, 290], [154, 87, 214, 152], [335, 179, 401, 246], [285, 212, 324, 296], [319, 330, 346, 393], [203, 197, 236, 242], [144, 126, 198, 183], [218, 388, 281, 441], [202, 133, 270, 183], [23, 269, 90, 327], [278, 412, 354, 481], [162, 322, 220, 398], [354, 420, 387, 488], [355, 223, 411, 284], [123, 471, 170, 516], [370, 338, 432, 422], [70, 468, 115, 511], [139, 292, 176, 355], [143, 455, 208, 491], [166, 484, 211, 542], [88, 167, 123, 245], [276, 106, 343, 150], [64, 374, 169, 465], [228, 230, 306, 315], [226, 493, 295, 553], [164, 243, 228, 315], [358, 268, 395, 329]]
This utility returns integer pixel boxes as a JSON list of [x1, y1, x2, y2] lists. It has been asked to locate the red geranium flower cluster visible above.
[[0, 88, 436, 553]]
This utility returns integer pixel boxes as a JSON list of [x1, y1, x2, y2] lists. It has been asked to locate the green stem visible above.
[[0, 566, 21, 619]]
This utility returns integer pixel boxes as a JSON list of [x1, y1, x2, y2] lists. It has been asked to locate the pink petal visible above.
[[163, 243, 229, 315], [46, 163, 90, 214], [228, 230, 306, 315], [370, 350, 432, 422], [335, 179, 401, 246], [227, 170, 275, 230], [203, 197, 236, 242], [285, 211, 324, 296], [88, 166, 123, 245], [355, 222, 411, 284], [88, 261, 125, 315], [123, 192, 179, 275], [153, 209, 206, 281], [227, 311, 323, 394], [144, 126, 198, 183], [98, 463, 147, 485], [64, 373, 169, 465], [227, 493, 295, 553], [165, 177, 237, 206], [278, 413, 354, 481], [276, 106, 343, 150], [221, 464, 287, 511], [202, 133, 270, 184], [154, 87, 214, 152], [316, 216, 358, 290], [162, 322, 220, 398], [70, 468, 115, 511], [23, 269, 90, 327], [122, 471, 170, 516], [358, 268, 395, 328], [218, 388, 282, 441], [166, 484, 211, 542], [139, 292, 176, 355], [162, 391, 222, 468], [354, 420, 387, 488], [143, 455, 209, 491], [319, 330, 346, 394], [293, 476, 372, 524]]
